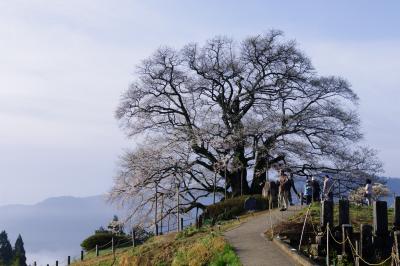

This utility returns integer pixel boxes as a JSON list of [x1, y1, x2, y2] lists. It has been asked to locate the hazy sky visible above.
[[1, 1, 400, 205]]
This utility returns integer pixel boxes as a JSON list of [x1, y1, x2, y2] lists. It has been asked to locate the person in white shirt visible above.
[[323, 175, 333, 201], [364, 178, 373, 206]]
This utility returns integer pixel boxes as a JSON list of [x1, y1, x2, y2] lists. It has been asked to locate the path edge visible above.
[[268, 236, 319, 266]]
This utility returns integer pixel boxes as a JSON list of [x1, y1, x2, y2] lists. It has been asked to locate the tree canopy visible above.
[[0, 231, 27, 266], [111, 30, 382, 225], [0, 231, 13, 265], [13, 235, 27, 266]]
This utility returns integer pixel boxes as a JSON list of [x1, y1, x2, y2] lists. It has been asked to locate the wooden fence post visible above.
[[177, 183, 180, 232], [373, 201, 388, 236], [326, 223, 329, 266], [321, 200, 333, 229], [195, 207, 199, 228], [112, 237, 114, 253], [339, 200, 349, 226], [160, 193, 164, 235], [81, 250, 84, 261], [394, 197, 400, 229], [56, 260, 58, 266], [360, 224, 373, 261], [300, 192, 304, 206], [355, 241, 360, 266], [394, 231, 400, 263], [96, 244, 99, 256], [67, 256, 71, 265], [132, 229, 136, 247], [180, 217, 184, 231], [341, 224, 353, 256], [373, 201, 390, 259]]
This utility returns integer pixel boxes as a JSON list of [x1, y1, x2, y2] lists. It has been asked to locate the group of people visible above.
[[266, 170, 375, 211], [275, 170, 334, 211]]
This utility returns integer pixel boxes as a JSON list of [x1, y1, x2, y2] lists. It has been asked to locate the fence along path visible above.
[[224, 206, 303, 266], [30, 216, 196, 266]]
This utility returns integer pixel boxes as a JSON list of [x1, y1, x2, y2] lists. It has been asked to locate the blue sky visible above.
[[1, 1, 399, 205]]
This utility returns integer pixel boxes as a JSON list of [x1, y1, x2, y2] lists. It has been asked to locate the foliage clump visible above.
[[203, 195, 268, 223], [80, 233, 132, 251], [0, 231, 27, 266]]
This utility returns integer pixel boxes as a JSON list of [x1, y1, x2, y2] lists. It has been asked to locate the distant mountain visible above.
[[0, 195, 125, 265], [381, 177, 400, 206], [1, 178, 399, 265]]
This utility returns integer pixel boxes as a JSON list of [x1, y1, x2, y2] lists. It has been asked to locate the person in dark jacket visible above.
[[288, 173, 300, 205], [304, 179, 313, 205], [279, 172, 290, 211], [311, 176, 321, 202]]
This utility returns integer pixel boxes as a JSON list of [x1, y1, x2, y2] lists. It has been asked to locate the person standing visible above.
[[364, 178, 373, 206], [311, 176, 321, 202], [279, 171, 290, 211], [276, 179, 282, 209], [288, 173, 300, 206], [323, 175, 333, 201], [304, 179, 313, 205]]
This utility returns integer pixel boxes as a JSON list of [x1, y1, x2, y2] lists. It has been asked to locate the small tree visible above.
[[95, 226, 108, 234], [107, 215, 124, 235], [349, 183, 390, 204], [13, 235, 27, 266], [0, 231, 13, 265], [130, 226, 154, 245]]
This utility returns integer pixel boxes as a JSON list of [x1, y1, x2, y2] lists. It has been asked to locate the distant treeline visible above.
[[0, 230, 26, 266]]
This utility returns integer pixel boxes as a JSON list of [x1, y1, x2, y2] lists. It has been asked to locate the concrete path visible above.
[[224, 206, 302, 266]]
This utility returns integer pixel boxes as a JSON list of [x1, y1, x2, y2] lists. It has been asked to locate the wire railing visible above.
[[30, 217, 196, 266], [274, 199, 400, 266]]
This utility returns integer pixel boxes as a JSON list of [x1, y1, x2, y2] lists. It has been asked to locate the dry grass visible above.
[[70, 203, 270, 266], [72, 222, 242, 266], [171, 234, 226, 266]]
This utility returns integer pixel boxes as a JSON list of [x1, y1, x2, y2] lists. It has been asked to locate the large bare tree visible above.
[[111, 30, 382, 219]]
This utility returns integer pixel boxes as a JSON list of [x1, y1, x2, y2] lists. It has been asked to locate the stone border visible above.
[[271, 237, 319, 266]]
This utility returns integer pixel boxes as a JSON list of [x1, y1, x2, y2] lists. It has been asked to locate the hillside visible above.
[[71, 215, 248, 266], [0, 195, 125, 264]]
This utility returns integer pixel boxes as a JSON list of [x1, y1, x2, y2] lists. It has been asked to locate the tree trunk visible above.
[[250, 172, 266, 195], [230, 167, 250, 196], [249, 152, 268, 194]]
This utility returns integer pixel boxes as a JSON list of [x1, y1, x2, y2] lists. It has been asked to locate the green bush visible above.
[[203, 195, 269, 223], [175, 226, 202, 240], [80, 233, 132, 251], [81, 226, 154, 252], [210, 244, 242, 266]]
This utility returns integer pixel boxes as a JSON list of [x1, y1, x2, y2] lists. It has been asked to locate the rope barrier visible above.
[[98, 239, 113, 249], [327, 227, 347, 245], [347, 235, 394, 266], [298, 205, 311, 251], [307, 213, 322, 237], [325, 226, 394, 266], [263, 195, 396, 266]]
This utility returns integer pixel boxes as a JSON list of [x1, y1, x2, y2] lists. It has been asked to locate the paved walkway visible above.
[[224, 206, 302, 266]]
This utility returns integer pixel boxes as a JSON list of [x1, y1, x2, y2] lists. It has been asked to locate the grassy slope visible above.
[[70, 212, 265, 266], [265, 203, 395, 266], [266, 202, 395, 242], [292, 202, 394, 231]]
